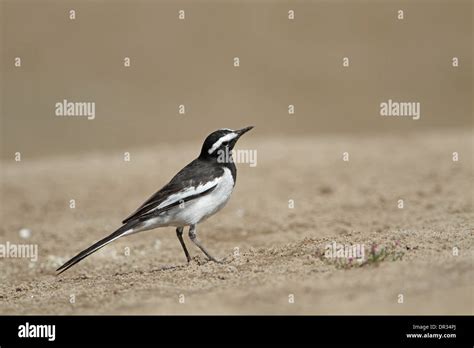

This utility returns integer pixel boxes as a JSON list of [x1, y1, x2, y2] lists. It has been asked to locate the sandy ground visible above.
[[0, 130, 472, 314]]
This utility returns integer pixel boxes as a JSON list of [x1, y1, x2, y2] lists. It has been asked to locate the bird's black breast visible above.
[[223, 160, 237, 185]]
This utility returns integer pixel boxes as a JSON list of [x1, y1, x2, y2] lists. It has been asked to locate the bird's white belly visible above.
[[141, 167, 235, 229]]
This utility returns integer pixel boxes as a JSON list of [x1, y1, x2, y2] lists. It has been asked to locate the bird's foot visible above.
[[187, 255, 225, 265]]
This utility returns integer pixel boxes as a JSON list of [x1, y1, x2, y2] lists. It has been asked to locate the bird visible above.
[[56, 126, 254, 275]]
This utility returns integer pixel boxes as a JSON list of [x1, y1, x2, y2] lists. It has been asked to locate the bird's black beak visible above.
[[235, 126, 254, 138]]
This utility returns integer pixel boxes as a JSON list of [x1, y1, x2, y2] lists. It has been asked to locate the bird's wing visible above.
[[122, 159, 223, 224]]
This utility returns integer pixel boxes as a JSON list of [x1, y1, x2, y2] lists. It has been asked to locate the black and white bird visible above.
[[56, 126, 253, 274]]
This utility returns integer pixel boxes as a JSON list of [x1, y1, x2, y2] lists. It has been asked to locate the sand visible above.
[[0, 130, 472, 314]]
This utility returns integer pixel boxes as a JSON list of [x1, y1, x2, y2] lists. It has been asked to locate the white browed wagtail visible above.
[[57, 126, 253, 274]]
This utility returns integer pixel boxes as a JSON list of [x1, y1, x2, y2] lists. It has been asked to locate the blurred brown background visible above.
[[1, 0, 473, 315], [1, 0, 472, 159]]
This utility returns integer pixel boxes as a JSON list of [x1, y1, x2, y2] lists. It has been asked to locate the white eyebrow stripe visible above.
[[208, 133, 238, 154]]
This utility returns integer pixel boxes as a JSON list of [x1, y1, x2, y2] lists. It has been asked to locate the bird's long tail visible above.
[[56, 222, 136, 275]]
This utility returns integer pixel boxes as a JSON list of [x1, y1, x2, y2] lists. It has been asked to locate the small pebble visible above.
[[19, 228, 31, 239]]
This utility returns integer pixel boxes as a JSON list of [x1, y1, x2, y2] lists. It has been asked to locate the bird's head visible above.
[[199, 126, 253, 159]]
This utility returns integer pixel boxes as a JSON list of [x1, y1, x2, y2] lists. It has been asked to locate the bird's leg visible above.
[[188, 224, 221, 263], [176, 227, 191, 262]]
